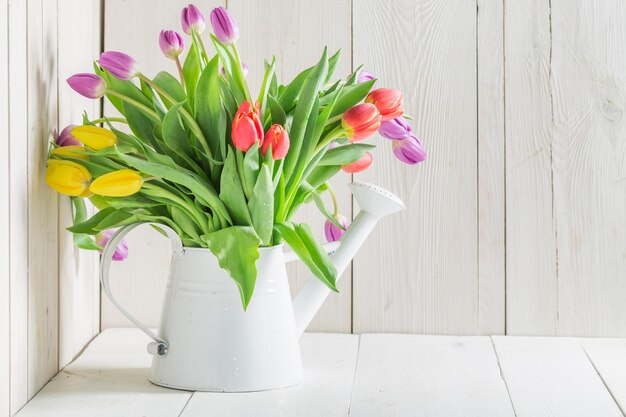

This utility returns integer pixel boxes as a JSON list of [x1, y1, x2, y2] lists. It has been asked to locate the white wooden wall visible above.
[[0, 1, 101, 416]]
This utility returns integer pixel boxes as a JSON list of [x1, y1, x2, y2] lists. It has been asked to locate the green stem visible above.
[[193, 30, 210, 64], [313, 126, 344, 155], [91, 117, 128, 125], [231, 44, 252, 102], [175, 57, 185, 90], [106, 90, 160, 123], [327, 183, 338, 217]]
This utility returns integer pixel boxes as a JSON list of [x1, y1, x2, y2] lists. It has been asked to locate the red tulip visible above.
[[341, 152, 373, 173], [231, 101, 263, 151], [365, 88, 403, 121], [341, 103, 381, 142], [262, 124, 290, 159]]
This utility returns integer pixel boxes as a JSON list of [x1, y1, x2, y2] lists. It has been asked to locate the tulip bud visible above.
[[51, 146, 89, 161], [181, 4, 205, 35], [71, 125, 117, 150], [159, 30, 185, 60], [210, 7, 239, 44], [55, 124, 81, 147], [392, 135, 426, 165], [67, 73, 107, 99], [96, 229, 129, 261], [357, 70, 375, 84], [324, 214, 349, 243], [365, 88, 403, 121], [231, 101, 263, 151], [342, 103, 381, 142], [341, 152, 373, 173], [261, 124, 290, 159], [89, 169, 143, 197], [45, 159, 92, 197], [379, 116, 412, 140], [99, 51, 138, 80]]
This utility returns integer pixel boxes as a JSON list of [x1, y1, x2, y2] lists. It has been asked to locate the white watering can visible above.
[[100, 182, 404, 392]]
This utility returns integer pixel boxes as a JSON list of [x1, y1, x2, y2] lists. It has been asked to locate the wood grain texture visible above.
[[57, 0, 101, 367], [582, 338, 626, 412], [477, 0, 505, 335], [504, 0, 558, 335], [550, 0, 626, 336], [493, 336, 623, 417], [228, 0, 352, 333], [352, 0, 478, 334]]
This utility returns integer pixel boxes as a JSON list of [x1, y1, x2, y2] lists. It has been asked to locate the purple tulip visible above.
[[210, 7, 239, 44], [159, 30, 185, 60], [391, 135, 426, 165], [221, 63, 248, 77], [55, 124, 81, 147], [99, 51, 138, 80], [96, 229, 129, 262], [324, 214, 349, 243], [181, 4, 206, 35], [379, 116, 413, 140], [67, 73, 107, 99], [357, 70, 375, 84]]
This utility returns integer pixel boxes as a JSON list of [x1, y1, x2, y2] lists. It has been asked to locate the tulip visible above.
[[67, 73, 107, 99], [365, 88, 403, 121], [232, 101, 263, 151], [357, 70, 375, 84], [45, 159, 92, 197], [99, 51, 138, 80], [55, 124, 81, 147], [181, 4, 205, 35], [96, 229, 129, 261], [342, 103, 381, 141], [89, 169, 143, 197], [71, 125, 117, 150], [261, 124, 290, 159], [210, 7, 239, 44], [341, 151, 373, 173], [51, 146, 89, 161], [392, 135, 426, 165], [159, 30, 185, 60], [324, 214, 349, 243], [379, 116, 412, 140]]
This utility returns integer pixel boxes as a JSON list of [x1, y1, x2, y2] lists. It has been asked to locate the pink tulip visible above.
[[357, 70, 375, 84], [210, 7, 239, 44], [379, 116, 412, 140], [67, 74, 107, 99], [365, 88, 404, 121], [96, 229, 129, 261], [231, 101, 263, 151], [392, 135, 426, 165], [342, 103, 381, 142], [262, 124, 290, 159], [181, 4, 205, 35], [159, 30, 185, 60], [55, 125, 81, 147], [99, 51, 138, 80], [324, 215, 348, 242], [341, 152, 373, 173]]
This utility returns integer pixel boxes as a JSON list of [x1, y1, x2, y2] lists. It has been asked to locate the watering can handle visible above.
[[99, 222, 184, 356]]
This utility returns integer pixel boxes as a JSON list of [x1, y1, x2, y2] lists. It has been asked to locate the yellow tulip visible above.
[[71, 125, 117, 150], [89, 169, 143, 197], [45, 159, 92, 196], [50, 145, 89, 160]]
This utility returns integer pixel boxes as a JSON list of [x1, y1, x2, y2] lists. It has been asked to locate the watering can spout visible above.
[[292, 182, 405, 336]]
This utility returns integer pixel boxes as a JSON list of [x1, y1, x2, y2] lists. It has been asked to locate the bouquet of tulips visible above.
[[46, 4, 426, 308]]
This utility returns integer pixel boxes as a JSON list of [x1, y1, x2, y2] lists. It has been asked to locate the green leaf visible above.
[[95, 64, 152, 114], [258, 57, 276, 116], [219, 147, 252, 225], [170, 206, 201, 240], [248, 164, 273, 246], [318, 143, 375, 166], [202, 226, 261, 309], [70, 198, 102, 250], [195, 55, 222, 159], [241, 142, 260, 198], [278, 67, 313, 112], [95, 209, 137, 231], [306, 165, 341, 189], [123, 102, 160, 151], [183, 45, 201, 106], [67, 207, 116, 234], [153, 71, 187, 109], [162, 103, 193, 157], [329, 80, 376, 118], [267, 95, 286, 127], [324, 49, 341, 85], [273, 222, 337, 291]]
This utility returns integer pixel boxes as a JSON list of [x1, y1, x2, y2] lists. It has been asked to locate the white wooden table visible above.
[[14, 329, 626, 417]]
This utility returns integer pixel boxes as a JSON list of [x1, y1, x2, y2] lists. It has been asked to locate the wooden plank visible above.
[[550, 1, 626, 336], [504, 0, 557, 335], [352, 0, 478, 334], [477, 0, 505, 334], [14, 329, 192, 417], [8, 0, 30, 411], [0, 0, 10, 413], [228, 0, 352, 333], [493, 336, 623, 417], [350, 334, 515, 416], [179, 333, 359, 417], [27, 0, 60, 396], [582, 338, 626, 413], [57, 0, 101, 368], [100, 0, 224, 330]]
